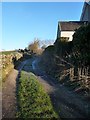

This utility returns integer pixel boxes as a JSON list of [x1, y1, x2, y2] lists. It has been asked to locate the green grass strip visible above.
[[17, 71, 59, 118]]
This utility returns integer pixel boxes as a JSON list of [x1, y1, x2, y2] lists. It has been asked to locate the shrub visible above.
[[54, 38, 73, 57], [72, 23, 90, 66]]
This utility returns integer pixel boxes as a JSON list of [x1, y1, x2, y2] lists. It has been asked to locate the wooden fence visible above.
[[69, 67, 90, 89], [60, 66, 90, 90], [54, 57, 90, 91]]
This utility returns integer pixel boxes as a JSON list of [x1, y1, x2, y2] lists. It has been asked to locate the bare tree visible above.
[[28, 39, 40, 53]]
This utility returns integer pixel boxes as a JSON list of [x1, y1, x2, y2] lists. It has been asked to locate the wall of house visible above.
[[80, 2, 90, 22], [61, 31, 74, 41], [57, 25, 61, 39], [88, 3, 90, 21]]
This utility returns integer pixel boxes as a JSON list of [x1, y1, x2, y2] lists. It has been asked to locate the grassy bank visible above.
[[0, 50, 16, 55], [17, 71, 58, 118], [2, 64, 14, 81], [1, 51, 23, 81]]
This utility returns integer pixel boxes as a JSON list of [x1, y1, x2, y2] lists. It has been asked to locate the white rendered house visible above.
[[57, 21, 85, 41], [56, 0, 90, 41]]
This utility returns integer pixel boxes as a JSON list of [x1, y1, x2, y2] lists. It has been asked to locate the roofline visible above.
[[58, 21, 87, 23], [60, 30, 76, 32]]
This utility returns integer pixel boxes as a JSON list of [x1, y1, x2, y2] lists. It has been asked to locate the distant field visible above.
[[0, 50, 16, 55]]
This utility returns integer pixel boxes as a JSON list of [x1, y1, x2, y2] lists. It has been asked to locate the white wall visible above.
[[61, 31, 75, 41]]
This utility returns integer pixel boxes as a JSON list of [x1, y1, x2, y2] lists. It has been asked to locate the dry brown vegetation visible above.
[[0, 52, 22, 81]]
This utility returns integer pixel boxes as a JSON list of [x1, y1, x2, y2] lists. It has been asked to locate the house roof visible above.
[[58, 21, 86, 31]]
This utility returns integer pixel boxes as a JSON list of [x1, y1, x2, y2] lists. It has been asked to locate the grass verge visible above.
[[17, 71, 59, 118], [2, 64, 14, 81]]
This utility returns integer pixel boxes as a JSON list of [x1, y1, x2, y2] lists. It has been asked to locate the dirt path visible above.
[[2, 57, 89, 119], [32, 58, 89, 118], [2, 60, 28, 118]]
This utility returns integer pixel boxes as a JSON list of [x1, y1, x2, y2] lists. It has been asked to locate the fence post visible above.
[[70, 67, 74, 81]]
